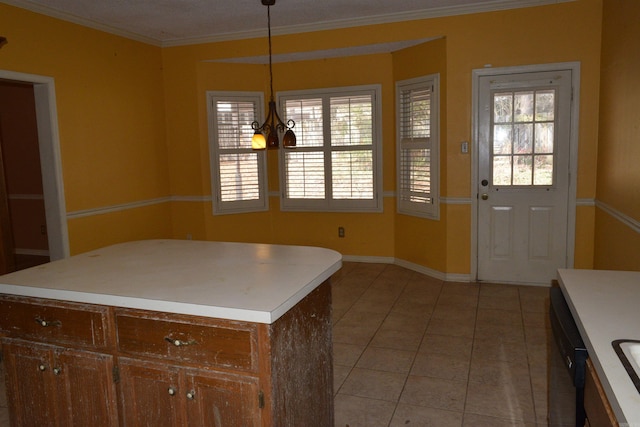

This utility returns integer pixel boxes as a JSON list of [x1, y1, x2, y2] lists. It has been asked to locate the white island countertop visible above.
[[558, 269, 640, 426], [0, 240, 342, 324]]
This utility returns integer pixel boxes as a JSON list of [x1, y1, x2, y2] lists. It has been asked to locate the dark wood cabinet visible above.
[[117, 359, 183, 427], [585, 358, 618, 427], [0, 280, 332, 426], [2, 339, 118, 427], [185, 368, 260, 427], [117, 358, 260, 427]]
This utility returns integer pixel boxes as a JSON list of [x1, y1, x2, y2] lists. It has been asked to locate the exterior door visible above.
[[477, 70, 572, 284]]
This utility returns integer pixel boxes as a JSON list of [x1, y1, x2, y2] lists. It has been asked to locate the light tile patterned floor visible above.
[[0, 262, 550, 426], [332, 262, 550, 427]]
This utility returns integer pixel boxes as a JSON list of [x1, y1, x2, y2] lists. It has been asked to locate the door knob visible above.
[[481, 193, 489, 200], [481, 179, 489, 186]]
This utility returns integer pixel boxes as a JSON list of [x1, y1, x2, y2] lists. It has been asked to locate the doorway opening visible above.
[[0, 70, 69, 274]]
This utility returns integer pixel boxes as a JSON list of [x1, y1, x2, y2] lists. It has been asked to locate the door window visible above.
[[491, 89, 556, 187]]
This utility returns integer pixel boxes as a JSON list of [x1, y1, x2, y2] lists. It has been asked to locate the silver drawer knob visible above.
[[186, 391, 195, 400], [35, 318, 62, 327], [164, 337, 198, 347], [168, 387, 176, 396], [38, 364, 46, 372]]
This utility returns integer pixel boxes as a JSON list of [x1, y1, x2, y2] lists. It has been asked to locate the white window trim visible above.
[[396, 74, 440, 220], [277, 85, 383, 213], [206, 91, 268, 215]]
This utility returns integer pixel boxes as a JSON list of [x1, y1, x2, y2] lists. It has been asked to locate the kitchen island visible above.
[[558, 269, 640, 426], [0, 239, 342, 426]]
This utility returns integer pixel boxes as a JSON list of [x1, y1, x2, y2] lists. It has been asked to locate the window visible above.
[[491, 89, 556, 186], [396, 75, 440, 219], [207, 92, 267, 214], [279, 86, 382, 212]]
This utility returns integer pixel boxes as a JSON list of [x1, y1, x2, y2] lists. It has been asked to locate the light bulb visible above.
[[252, 131, 266, 150]]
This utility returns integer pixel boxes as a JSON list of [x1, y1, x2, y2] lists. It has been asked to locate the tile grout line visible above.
[[384, 270, 441, 426], [460, 281, 481, 426]]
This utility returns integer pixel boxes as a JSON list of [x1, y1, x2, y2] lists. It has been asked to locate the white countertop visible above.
[[558, 269, 640, 426], [0, 240, 342, 324]]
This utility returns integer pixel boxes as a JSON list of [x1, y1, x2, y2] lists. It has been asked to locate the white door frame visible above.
[[470, 62, 580, 283], [0, 70, 70, 260]]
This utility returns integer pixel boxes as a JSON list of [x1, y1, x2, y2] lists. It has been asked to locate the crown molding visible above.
[[4, 0, 575, 47]]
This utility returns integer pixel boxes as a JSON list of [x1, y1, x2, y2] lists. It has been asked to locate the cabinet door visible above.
[[2, 339, 118, 427], [185, 369, 261, 427], [55, 348, 118, 426], [118, 358, 185, 427], [2, 340, 58, 426]]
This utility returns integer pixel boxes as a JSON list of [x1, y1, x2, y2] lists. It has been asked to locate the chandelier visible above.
[[251, 0, 296, 150]]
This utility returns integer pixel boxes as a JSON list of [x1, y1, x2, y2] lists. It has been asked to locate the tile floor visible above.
[[331, 262, 550, 427], [0, 262, 551, 426]]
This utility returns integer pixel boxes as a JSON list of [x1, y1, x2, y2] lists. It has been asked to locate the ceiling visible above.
[[3, 0, 569, 47]]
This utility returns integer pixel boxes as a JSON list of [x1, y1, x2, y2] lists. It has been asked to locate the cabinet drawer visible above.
[[0, 296, 111, 349], [115, 310, 258, 372]]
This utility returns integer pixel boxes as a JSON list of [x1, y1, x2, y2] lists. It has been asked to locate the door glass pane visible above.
[[534, 155, 553, 185], [514, 124, 533, 154], [493, 125, 512, 154], [493, 156, 512, 185], [514, 92, 534, 122], [493, 93, 512, 123], [535, 90, 555, 121], [513, 155, 532, 185], [535, 123, 554, 153]]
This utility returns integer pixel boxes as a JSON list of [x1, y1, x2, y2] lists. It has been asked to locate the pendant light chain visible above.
[[268, 4, 274, 100], [250, 0, 296, 150]]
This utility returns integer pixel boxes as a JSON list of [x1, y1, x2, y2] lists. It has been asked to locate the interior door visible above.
[[477, 70, 572, 284]]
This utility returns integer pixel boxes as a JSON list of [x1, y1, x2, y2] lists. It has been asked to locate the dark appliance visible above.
[[548, 284, 588, 427]]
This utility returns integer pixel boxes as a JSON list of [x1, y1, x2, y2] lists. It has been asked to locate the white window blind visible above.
[[396, 75, 440, 219], [279, 86, 382, 212], [207, 92, 267, 214]]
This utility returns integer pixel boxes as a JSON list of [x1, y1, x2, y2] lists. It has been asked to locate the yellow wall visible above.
[[1, 0, 607, 275], [594, 0, 640, 271], [0, 4, 172, 254], [393, 38, 448, 272], [163, 0, 603, 274]]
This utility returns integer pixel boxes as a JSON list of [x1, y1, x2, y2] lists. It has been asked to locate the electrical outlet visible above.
[[338, 227, 345, 238]]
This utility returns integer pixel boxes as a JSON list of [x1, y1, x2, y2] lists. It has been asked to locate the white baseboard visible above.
[[342, 255, 474, 283]]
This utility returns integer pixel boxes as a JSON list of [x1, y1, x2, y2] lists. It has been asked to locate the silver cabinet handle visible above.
[[53, 367, 62, 376], [35, 318, 62, 327], [164, 337, 198, 347], [38, 364, 47, 372], [168, 387, 176, 396], [186, 391, 196, 400]]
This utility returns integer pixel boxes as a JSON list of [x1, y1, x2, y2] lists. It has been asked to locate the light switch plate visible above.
[[461, 141, 469, 154]]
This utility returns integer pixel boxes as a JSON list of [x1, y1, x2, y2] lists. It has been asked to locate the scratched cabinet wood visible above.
[[1, 339, 118, 427], [0, 280, 334, 426], [585, 358, 617, 427], [117, 357, 260, 427]]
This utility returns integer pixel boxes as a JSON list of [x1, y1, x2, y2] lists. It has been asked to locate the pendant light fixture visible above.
[[251, 0, 296, 150]]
